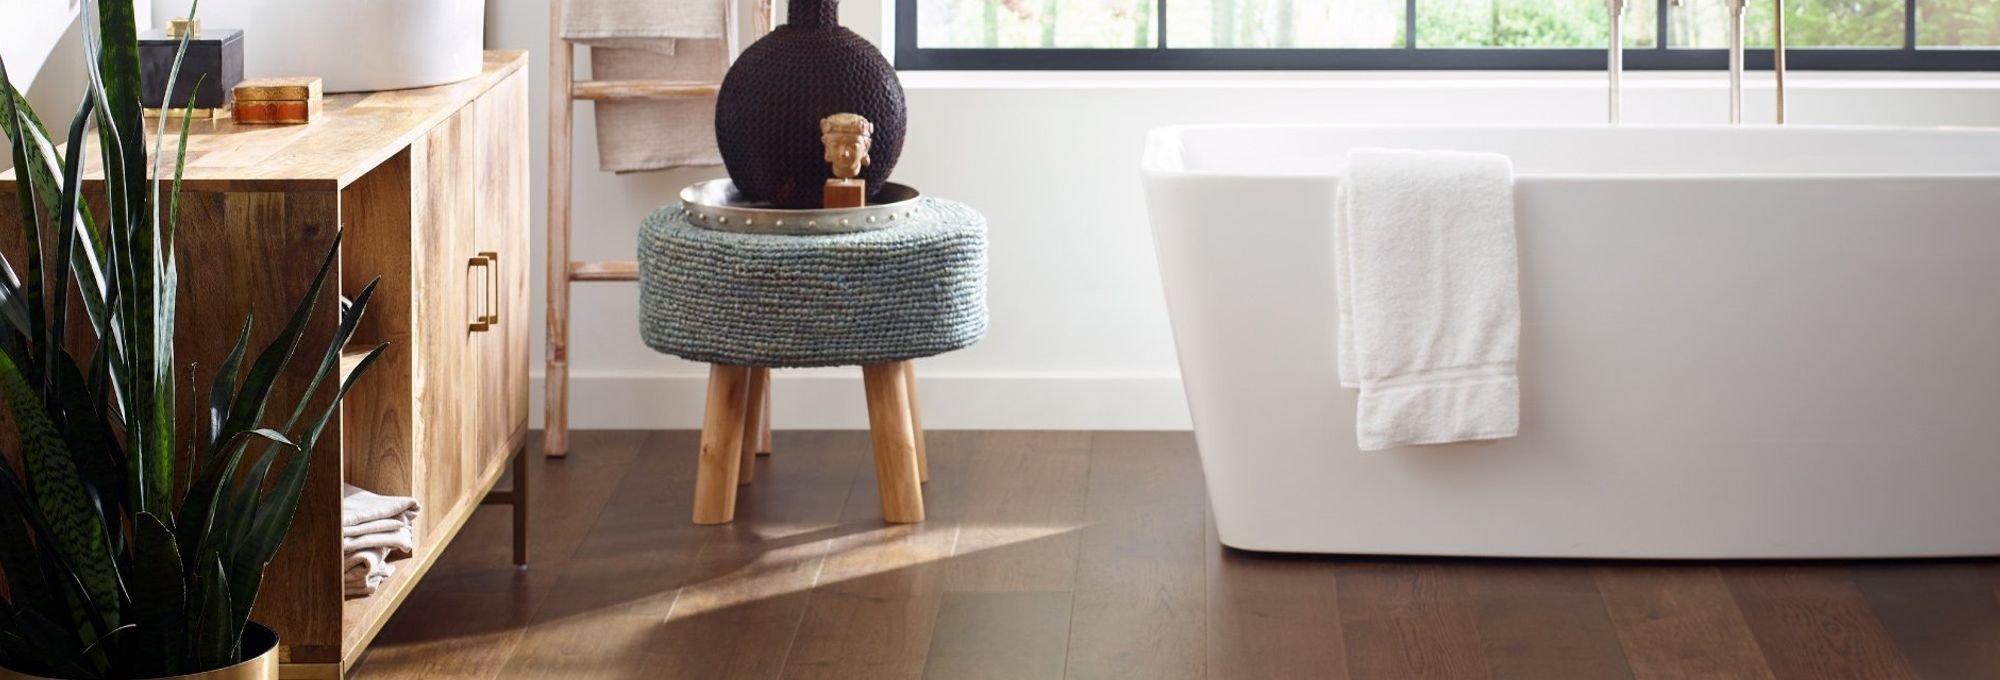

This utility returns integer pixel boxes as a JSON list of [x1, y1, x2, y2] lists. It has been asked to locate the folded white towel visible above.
[[343, 517, 405, 539], [343, 547, 395, 598], [1335, 148, 1521, 451], [343, 524, 416, 558], [342, 484, 420, 528]]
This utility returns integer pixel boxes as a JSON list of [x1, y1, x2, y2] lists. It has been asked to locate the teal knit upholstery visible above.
[[638, 197, 988, 367]]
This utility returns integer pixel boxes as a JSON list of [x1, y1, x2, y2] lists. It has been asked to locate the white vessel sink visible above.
[[160, 0, 485, 93]]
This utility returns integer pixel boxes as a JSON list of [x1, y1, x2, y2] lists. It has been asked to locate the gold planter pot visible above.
[[0, 623, 279, 680]]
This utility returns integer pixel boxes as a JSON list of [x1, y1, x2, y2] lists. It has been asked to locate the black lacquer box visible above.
[[138, 23, 244, 111]]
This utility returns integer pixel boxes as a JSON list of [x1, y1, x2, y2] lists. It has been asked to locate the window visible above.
[[896, 0, 2000, 69]]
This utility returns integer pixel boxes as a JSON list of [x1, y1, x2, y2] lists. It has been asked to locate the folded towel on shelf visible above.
[[342, 483, 420, 528], [562, 0, 737, 172], [344, 547, 395, 598], [343, 523, 416, 557], [1335, 147, 1521, 451], [343, 517, 405, 539]]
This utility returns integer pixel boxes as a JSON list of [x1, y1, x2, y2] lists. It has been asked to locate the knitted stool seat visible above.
[[638, 197, 988, 368]]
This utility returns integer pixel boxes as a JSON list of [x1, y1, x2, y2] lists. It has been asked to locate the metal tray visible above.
[[680, 179, 922, 235]]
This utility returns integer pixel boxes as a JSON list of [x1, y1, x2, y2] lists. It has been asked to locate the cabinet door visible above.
[[472, 70, 531, 462], [410, 104, 481, 541]]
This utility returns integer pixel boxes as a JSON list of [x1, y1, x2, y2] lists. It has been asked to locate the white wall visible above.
[[483, 0, 2000, 430], [3, 0, 152, 161], [21, 1, 2000, 429]]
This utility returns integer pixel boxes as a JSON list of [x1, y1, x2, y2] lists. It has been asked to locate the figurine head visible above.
[[820, 113, 874, 180]]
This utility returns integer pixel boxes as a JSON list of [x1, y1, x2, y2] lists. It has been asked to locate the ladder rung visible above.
[[571, 80, 721, 100], [570, 260, 640, 282]]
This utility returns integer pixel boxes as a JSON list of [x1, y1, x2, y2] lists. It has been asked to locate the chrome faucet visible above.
[[1607, 0, 1627, 123], [1727, 0, 1746, 124], [1774, 0, 1788, 123]]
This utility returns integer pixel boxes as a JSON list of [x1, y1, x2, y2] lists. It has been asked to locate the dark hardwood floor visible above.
[[353, 431, 2000, 679]]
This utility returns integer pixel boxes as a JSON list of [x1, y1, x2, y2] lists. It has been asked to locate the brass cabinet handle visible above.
[[469, 254, 493, 332], [479, 251, 500, 326]]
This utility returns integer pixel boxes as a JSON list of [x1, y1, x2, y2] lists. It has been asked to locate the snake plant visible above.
[[0, 1, 383, 676]]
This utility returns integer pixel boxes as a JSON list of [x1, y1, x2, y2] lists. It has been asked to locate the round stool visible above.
[[638, 197, 988, 524]]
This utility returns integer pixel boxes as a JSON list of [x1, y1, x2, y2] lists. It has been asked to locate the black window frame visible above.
[[894, 0, 2000, 70]]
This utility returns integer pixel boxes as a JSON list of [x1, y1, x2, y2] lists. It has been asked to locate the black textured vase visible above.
[[715, 0, 906, 209]]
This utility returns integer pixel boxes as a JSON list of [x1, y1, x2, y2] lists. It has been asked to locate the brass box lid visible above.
[[234, 77, 323, 103]]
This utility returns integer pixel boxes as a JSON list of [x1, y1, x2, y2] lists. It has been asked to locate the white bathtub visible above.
[[1142, 124, 2000, 559]]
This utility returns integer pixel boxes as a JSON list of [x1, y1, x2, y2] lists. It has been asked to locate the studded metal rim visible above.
[[680, 179, 923, 235]]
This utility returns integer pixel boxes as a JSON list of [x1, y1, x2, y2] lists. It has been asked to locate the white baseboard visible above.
[[530, 371, 1192, 430]]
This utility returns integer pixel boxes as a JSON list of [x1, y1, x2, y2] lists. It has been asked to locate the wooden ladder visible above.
[[544, 0, 776, 457]]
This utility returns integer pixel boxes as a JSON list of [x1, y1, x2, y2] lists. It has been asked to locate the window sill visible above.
[[897, 69, 2000, 91]]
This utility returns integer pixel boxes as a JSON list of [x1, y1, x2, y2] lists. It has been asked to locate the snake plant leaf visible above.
[[54, 350, 125, 540], [0, 462, 107, 645], [0, 481, 60, 632], [0, 351, 120, 633], [209, 317, 253, 448], [130, 512, 186, 675], [204, 232, 339, 464], [0, 62, 49, 365], [46, 94, 94, 398], [277, 276, 378, 435], [90, 0, 146, 220], [213, 426, 298, 574], [10, 83, 111, 345], [2, 73, 110, 349], [230, 343, 385, 638], [6, 610, 94, 679], [155, 3, 202, 256], [0, 258, 30, 362], [225, 276, 377, 555], [0, 80, 121, 406], [179, 427, 294, 572], [181, 234, 339, 559], [189, 551, 234, 669]]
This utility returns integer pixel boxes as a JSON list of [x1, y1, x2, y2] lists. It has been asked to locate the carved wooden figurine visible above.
[[822, 113, 872, 209]]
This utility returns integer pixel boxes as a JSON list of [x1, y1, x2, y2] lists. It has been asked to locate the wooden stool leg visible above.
[[755, 367, 774, 455], [739, 367, 770, 485], [862, 362, 925, 523], [693, 364, 753, 524], [902, 362, 928, 483]]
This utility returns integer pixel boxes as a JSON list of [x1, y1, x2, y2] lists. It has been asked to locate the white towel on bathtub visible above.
[[1335, 148, 1520, 451]]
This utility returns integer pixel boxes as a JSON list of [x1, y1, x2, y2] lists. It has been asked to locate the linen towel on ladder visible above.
[[562, 0, 738, 171], [1335, 148, 1521, 451]]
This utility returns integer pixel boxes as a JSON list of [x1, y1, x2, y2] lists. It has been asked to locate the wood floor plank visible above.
[[943, 431, 1092, 593], [1063, 432, 1207, 680], [496, 430, 719, 677], [353, 430, 2000, 680], [922, 591, 1075, 680], [640, 432, 873, 680], [1726, 567, 1921, 680], [1594, 566, 1776, 680], [353, 430, 647, 679], [1205, 509, 1348, 680], [1461, 565, 1636, 680], [1337, 561, 1491, 680], [1850, 562, 2000, 680], [777, 432, 969, 680]]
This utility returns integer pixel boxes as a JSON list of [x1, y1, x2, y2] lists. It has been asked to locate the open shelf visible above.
[[336, 443, 513, 669]]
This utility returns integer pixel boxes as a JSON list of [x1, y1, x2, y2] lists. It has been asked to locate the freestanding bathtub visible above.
[[1142, 124, 2000, 559]]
